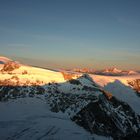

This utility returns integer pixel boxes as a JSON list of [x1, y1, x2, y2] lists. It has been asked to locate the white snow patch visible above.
[[0, 97, 111, 140]]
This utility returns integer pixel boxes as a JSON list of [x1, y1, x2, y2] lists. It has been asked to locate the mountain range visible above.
[[73, 67, 138, 76], [0, 56, 140, 140]]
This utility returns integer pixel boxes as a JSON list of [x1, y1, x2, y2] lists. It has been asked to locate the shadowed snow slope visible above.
[[104, 80, 140, 115], [90, 74, 140, 115], [0, 97, 93, 140], [0, 95, 112, 140]]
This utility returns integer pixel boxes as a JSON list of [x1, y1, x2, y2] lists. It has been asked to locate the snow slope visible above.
[[90, 74, 140, 87], [104, 80, 140, 114], [89, 74, 140, 115], [0, 96, 111, 140], [0, 65, 66, 85]]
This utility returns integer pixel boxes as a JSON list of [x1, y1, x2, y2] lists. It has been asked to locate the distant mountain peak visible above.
[[104, 67, 122, 73]]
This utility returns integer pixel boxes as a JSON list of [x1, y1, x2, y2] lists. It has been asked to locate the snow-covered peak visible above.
[[104, 67, 122, 73], [94, 67, 138, 76], [127, 70, 138, 75]]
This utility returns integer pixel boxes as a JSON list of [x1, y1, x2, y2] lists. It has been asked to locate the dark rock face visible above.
[[72, 94, 140, 140], [0, 86, 45, 101], [47, 91, 98, 113]]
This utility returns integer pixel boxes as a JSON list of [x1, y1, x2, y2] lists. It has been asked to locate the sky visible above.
[[0, 0, 140, 70]]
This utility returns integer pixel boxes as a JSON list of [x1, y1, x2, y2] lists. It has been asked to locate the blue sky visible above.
[[0, 0, 140, 70]]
